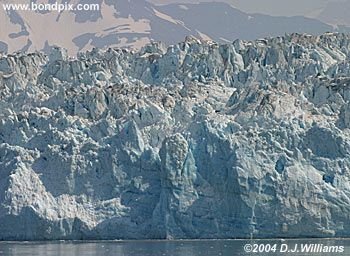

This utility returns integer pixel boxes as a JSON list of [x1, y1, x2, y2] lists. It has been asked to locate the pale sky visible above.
[[149, 0, 347, 17]]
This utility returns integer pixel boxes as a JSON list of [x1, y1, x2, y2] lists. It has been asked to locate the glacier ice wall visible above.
[[1, 33, 350, 240]]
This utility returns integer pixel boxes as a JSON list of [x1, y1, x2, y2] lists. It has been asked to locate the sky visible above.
[[149, 0, 346, 17]]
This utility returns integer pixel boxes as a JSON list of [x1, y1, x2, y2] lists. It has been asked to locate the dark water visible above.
[[0, 239, 349, 256]]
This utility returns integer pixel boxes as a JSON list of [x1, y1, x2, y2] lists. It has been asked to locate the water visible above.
[[0, 239, 349, 256]]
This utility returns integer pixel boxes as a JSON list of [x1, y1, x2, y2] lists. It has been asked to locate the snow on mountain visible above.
[[0, 0, 342, 55], [157, 2, 336, 43]]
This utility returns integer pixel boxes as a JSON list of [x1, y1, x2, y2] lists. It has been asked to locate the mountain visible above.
[[0, 0, 342, 55], [1, 33, 350, 239], [315, 1, 350, 27], [157, 2, 335, 42]]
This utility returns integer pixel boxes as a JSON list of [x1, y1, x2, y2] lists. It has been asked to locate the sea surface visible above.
[[0, 239, 349, 256]]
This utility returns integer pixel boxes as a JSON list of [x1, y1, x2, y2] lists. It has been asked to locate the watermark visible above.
[[243, 243, 345, 254], [2, 1, 100, 12]]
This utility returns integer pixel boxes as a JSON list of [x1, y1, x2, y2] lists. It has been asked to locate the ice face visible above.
[[1, 33, 350, 240]]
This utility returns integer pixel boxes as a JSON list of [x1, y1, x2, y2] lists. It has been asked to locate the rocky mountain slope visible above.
[[313, 1, 350, 27], [0, 0, 344, 55], [1, 33, 350, 240]]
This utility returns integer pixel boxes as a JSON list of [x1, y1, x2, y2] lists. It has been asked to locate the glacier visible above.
[[1, 33, 350, 240]]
